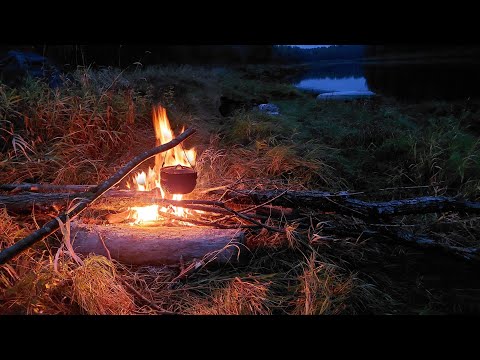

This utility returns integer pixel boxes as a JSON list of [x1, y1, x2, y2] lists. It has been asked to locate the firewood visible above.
[[71, 222, 246, 265], [0, 183, 94, 193], [217, 190, 480, 218]]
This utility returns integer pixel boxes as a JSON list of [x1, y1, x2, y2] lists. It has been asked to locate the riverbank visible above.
[[1, 64, 480, 314]]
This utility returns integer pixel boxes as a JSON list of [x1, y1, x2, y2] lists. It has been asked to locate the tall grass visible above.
[[0, 72, 153, 185]]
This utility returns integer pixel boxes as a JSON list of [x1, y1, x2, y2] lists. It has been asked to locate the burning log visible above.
[[0, 190, 278, 221], [0, 190, 155, 213], [0, 127, 196, 265], [71, 222, 246, 265]]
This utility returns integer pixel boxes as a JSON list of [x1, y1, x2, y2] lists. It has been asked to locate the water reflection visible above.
[[296, 76, 369, 93], [294, 63, 371, 94]]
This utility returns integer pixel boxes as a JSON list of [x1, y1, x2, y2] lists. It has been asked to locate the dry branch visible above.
[[0, 183, 94, 193], [388, 229, 480, 262], [217, 190, 480, 218], [0, 127, 196, 265], [0, 190, 228, 213]]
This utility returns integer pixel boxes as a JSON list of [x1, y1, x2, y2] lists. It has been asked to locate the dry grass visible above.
[[71, 256, 135, 315], [1, 252, 137, 315], [1, 251, 73, 315], [293, 255, 353, 315], [0, 74, 150, 185], [0, 208, 29, 290], [187, 277, 273, 315], [195, 142, 339, 192]]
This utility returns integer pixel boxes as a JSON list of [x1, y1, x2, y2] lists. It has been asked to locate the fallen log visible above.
[[0, 190, 225, 212], [0, 127, 196, 265], [0, 192, 90, 213], [217, 190, 480, 218], [388, 228, 480, 262], [6, 189, 480, 219], [0, 183, 94, 193], [0, 190, 280, 219], [71, 222, 245, 265]]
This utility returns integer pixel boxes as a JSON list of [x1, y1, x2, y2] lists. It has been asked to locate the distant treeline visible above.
[[9, 45, 274, 68], [1, 45, 366, 68], [41, 45, 366, 67], [272, 45, 365, 63]]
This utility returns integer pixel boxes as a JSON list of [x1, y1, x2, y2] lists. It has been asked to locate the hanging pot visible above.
[[160, 164, 197, 194]]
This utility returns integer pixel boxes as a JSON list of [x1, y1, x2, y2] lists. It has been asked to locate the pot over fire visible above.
[[160, 164, 197, 194]]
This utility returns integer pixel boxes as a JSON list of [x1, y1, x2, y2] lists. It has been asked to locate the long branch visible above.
[[0, 127, 196, 265], [0, 183, 94, 193], [218, 190, 480, 218]]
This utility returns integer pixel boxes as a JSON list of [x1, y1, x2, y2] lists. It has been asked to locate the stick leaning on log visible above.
[[0, 127, 197, 265]]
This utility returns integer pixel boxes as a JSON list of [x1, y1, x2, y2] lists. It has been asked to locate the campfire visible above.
[[126, 105, 199, 226]]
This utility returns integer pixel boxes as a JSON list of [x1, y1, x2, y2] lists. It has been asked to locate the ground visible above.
[[1, 65, 480, 314]]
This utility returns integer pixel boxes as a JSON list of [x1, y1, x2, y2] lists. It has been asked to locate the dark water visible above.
[[294, 63, 369, 94], [296, 76, 369, 93], [294, 60, 480, 100]]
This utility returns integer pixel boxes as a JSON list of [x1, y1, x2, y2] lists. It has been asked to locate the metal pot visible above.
[[160, 165, 197, 194]]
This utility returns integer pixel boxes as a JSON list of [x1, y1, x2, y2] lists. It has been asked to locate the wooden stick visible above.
[[0, 183, 94, 193], [388, 228, 480, 262], [218, 190, 480, 218], [0, 127, 196, 265], [0, 191, 270, 220], [0, 190, 224, 213], [218, 203, 286, 233]]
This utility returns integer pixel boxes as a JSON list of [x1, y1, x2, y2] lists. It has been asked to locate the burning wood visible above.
[[125, 105, 199, 225], [0, 123, 197, 265]]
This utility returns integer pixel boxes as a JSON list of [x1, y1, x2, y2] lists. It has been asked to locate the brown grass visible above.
[[0, 208, 29, 290], [0, 74, 151, 185], [187, 277, 272, 315], [71, 256, 135, 315], [293, 255, 353, 315]]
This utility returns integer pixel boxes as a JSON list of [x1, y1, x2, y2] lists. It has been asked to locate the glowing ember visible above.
[[128, 105, 197, 224], [130, 205, 161, 223]]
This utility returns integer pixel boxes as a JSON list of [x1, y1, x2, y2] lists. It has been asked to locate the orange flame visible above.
[[153, 106, 196, 171], [128, 105, 197, 224]]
